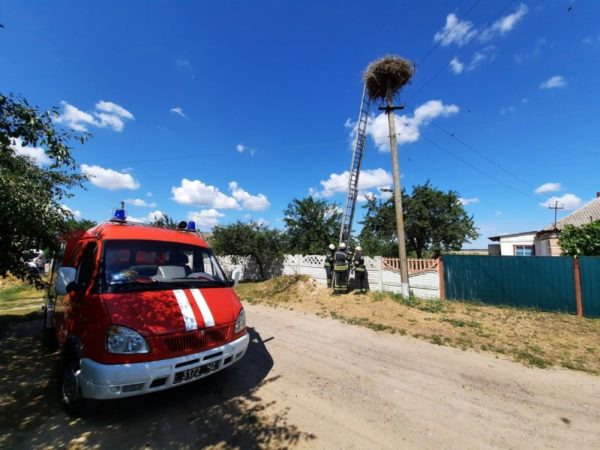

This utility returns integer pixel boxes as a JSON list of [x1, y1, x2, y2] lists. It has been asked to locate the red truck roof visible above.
[[87, 222, 209, 247]]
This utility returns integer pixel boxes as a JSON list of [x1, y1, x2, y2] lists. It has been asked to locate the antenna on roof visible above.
[[549, 201, 564, 230]]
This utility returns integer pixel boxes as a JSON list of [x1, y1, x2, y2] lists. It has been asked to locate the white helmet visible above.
[[329, 243, 335, 250], [355, 246, 362, 252], [339, 242, 346, 250]]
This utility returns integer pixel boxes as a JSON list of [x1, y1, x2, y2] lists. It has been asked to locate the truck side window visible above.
[[76, 242, 98, 290]]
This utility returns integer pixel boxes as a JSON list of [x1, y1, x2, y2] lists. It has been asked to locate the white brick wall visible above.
[[218, 254, 440, 299]]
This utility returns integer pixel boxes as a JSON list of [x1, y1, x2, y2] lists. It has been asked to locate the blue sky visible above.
[[2, 1, 599, 249]]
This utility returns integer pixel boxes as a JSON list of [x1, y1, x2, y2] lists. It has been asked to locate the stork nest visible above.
[[363, 56, 414, 100]]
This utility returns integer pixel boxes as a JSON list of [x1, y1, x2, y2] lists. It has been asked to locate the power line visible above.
[[95, 139, 348, 168], [420, 133, 541, 203], [416, 0, 483, 66], [429, 121, 536, 190], [408, 0, 516, 102]]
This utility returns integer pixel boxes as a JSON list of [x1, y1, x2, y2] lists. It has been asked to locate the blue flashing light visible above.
[[187, 220, 196, 231], [113, 208, 126, 221]]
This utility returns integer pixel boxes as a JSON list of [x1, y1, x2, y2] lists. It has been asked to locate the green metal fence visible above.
[[443, 255, 577, 313], [580, 257, 600, 317]]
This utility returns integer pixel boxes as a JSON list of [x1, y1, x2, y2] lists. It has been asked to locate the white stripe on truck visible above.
[[173, 289, 197, 331], [190, 289, 215, 328]]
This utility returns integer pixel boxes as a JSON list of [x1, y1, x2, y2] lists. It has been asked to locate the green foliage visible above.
[[359, 181, 479, 258], [559, 221, 600, 256], [150, 212, 178, 229], [0, 93, 88, 286], [283, 196, 341, 255], [211, 221, 287, 280]]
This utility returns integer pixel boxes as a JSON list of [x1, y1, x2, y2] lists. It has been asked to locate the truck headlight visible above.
[[234, 309, 246, 333], [106, 325, 150, 354]]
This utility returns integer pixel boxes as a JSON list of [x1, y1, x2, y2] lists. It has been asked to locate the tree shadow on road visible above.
[[0, 321, 316, 449]]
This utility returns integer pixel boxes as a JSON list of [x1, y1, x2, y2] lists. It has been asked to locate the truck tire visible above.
[[61, 358, 87, 416]]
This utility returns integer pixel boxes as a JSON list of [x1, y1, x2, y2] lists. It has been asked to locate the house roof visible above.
[[488, 231, 538, 241], [541, 196, 600, 231]]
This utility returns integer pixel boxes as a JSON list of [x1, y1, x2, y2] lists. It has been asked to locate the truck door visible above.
[[57, 241, 98, 343]]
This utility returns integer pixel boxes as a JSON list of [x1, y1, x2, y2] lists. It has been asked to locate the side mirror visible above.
[[55, 267, 76, 295], [231, 269, 241, 288]]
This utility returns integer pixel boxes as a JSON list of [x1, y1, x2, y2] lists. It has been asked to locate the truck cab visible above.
[[44, 216, 248, 415]]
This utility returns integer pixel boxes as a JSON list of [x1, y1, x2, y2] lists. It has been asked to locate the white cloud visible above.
[[540, 194, 583, 211], [171, 178, 239, 209], [10, 138, 51, 166], [125, 198, 157, 208], [458, 197, 479, 206], [434, 13, 477, 47], [61, 204, 82, 220], [435, 5, 527, 48], [187, 209, 225, 228], [236, 144, 246, 153], [449, 57, 464, 74], [467, 45, 496, 71], [480, 3, 528, 41], [539, 75, 567, 89], [54, 102, 97, 132], [147, 192, 153, 197], [81, 164, 140, 190], [228, 181, 270, 211], [534, 182, 562, 195], [95, 101, 134, 120], [499, 105, 515, 115], [363, 100, 459, 151], [55, 100, 134, 132], [313, 168, 393, 198], [514, 37, 546, 64], [170, 106, 187, 118]]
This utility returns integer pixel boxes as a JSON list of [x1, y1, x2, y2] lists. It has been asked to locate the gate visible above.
[[580, 257, 600, 317]]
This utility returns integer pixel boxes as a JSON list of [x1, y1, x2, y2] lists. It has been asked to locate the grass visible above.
[[0, 276, 45, 322], [236, 276, 600, 375]]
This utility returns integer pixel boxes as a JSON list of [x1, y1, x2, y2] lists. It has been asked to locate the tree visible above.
[[559, 221, 600, 256], [359, 182, 479, 258], [0, 93, 88, 285], [283, 196, 341, 255], [151, 212, 178, 229], [211, 221, 287, 280]]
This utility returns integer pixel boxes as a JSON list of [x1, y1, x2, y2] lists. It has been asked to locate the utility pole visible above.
[[384, 85, 410, 298], [549, 201, 564, 230]]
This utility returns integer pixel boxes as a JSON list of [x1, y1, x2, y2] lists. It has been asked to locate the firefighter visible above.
[[324, 244, 335, 287], [353, 246, 368, 294], [333, 242, 350, 294]]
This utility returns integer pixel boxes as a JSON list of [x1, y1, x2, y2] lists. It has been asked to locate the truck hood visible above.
[[102, 287, 242, 335]]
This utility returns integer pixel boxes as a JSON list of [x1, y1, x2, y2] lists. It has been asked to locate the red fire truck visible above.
[[43, 209, 248, 415]]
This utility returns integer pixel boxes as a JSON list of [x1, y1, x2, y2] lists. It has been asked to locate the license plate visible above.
[[174, 361, 220, 384]]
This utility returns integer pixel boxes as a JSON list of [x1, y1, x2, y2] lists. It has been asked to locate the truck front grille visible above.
[[163, 324, 233, 353]]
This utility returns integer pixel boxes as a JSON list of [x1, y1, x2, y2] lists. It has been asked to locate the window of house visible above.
[[514, 245, 534, 256]]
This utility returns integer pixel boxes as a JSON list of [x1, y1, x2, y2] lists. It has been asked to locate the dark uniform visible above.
[[333, 247, 350, 294], [324, 248, 334, 288], [353, 250, 368, 293]]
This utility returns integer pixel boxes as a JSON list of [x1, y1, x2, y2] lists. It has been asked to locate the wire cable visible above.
[[420, 133, 541, 203], [408, 0, 516, 102], [429, 121, 537, 190], [416, 0, 483, 67]]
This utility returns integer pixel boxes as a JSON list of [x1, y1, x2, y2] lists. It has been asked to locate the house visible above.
[[489, 193, 600, 256], [535, 193, 600, 256], [488, 231, 538, 256]]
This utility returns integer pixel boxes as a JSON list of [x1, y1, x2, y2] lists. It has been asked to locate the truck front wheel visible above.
[[61, 359, 87, 416]]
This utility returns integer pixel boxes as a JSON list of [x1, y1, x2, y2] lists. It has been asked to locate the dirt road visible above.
[[1, 303, 599, 449]]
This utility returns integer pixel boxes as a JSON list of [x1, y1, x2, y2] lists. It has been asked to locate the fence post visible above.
[[296, 254, 302, 275], [377, 256, 384, 292], [573, 258, 583, 317], [438, 256, 445, 299]]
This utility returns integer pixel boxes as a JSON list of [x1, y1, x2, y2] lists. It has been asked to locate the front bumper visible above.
[[78, 332, 249, 400]]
